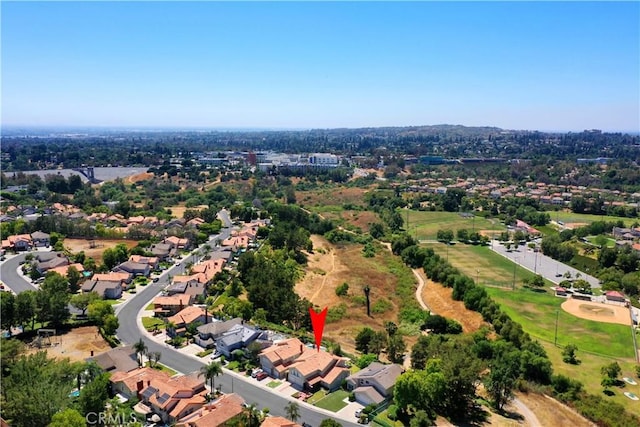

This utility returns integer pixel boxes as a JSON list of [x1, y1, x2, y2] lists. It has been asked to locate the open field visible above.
[[296, 235, 417, 355], [547, 211, 635, 227], [423, 242, 539, 288], [24, 326, 111, 363], [64, 238, 139, 264], [166, 204, 209, 219], [123, 171, 154, 184], [540, 339, 640, 418], [297, 186, 371, 209], [562, 298, 631, 326], [408, 210, 506, 241], [484, 287, 635, 360]]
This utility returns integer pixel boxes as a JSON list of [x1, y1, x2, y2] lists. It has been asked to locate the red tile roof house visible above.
[[165, 236, 190, 251], [35, 253, 70, 274], [261, 417, 302, 427], [175, 393, 245, 427], [259, 338, 307, 379], [129, 255, 160, 271], [1, 234, 33, 251], [153, 295, 193, 317], [286, 348, 350, 392], [48, 263, 85, 278], [92, 272, 133, 288], [605, 291, 627, 303], [111, 368, 207, 425], [166, 306, 209, 338]]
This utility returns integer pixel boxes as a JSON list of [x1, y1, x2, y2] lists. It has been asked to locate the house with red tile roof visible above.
[[153, 294, 193, 316], [175, 393, 245, 427], [259, 338, 306, 379], [286, 347, 350, 392], [167, 306, 209, 337], [261, 417, 301, 427], [140, 372, 207, 424], [48, 262, 85, 278], [1, 234, 33, 251]]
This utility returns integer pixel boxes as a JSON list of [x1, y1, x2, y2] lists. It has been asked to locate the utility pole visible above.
[[364, 285, 371, 317]]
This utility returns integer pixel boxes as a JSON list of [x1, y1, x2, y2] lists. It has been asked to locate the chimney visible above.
[[137, 380, 144, 391], [147, 380, 151, 386], [300, 344, 303, 354]]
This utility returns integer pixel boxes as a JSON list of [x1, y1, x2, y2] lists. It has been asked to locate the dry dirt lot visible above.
[[561, 298, 631, 326], [123, 171, 154, 184], [296, 235, 409, 355], [421, 275, 486, 333], [25, 326, 111, 363], [64, 238, 139, 265], [166, 204, 209, 219]]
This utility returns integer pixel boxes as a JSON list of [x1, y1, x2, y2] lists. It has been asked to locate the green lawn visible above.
[[546, 211, 634, 227], [540, 340, 640, 418], [141, 317, 165, 330], [314, 390, 349, 412], [585, 235, 616, 248], [407, 210, 506, 241], [145, 303, 155, 310], [306, 390, 327, 405], [424, 242, 541, 288], [145, 361, 177, 376], [484, 287, 635, 360], [266, 380, 281, 388]]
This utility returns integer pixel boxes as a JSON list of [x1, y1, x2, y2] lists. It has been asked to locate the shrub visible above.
[[372, 298, 393, 314], [335, 282, 349, 297], [387, 404, 398, 421], [348, 392, 355, 402]]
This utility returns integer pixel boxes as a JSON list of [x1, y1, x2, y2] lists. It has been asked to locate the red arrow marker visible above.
[[309, 307, 328, 352]]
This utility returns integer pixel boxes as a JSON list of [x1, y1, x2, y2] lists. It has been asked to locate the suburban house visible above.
[[1, 234, 33, 251], [139, 372, 207, 424], [167, 276, 206, 294], [153, 295, 193, 317], [175, 393, 245, 427], [90, 345, 139, 373], [286, 348, 350, 392], [194, 318, 243, 349], [129, 255, 160, 271], [151, 242, 173, 260], [110, 367, 172, 400], [92, 272, 132, 286], [209, 250, 233, 262], [30, 231, 50, 247], [114, 260, 151, 277], [259, 338, 306, 379], [167, 306, 209, 338], [191, 259, 226, 282], [165, 236, 190, 251], [48, 262, 85, 278], [187, 218, 205, 228], [81, 279, 123, 299], [261, 417, 302, 427], [345, 362, 403, 405], [221, 235, 251, 252], [35, 253, 70, 274], [215, 324, 265, 358]]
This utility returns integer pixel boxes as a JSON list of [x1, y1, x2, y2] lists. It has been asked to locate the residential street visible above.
[[0, 252, 37, 294]]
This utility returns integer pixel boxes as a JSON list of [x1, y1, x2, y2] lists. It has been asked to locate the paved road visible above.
[[116, 211, 358, 427], [0, 253, 37, 294], [489, 240, 601, 289]]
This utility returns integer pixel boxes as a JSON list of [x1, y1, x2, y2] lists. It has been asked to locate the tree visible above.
[[37, 272, 71, 326], [240, 403, 263, 427], [436, 229, 454, 243], [15, 290, 37, 330], [457, 228, 469, 242], [410, 410, 432, 427], [133, 338, 147, 367], [355, 327, 375, 354], [387, 334, 407, 364], [0, 291, 16, 333], [529, 274, 545, 289], [77, 372, 111, 419], [369, 331, 387, 356], [102, 314, 119, 336], [148, 351, 162, 368], [285, 401, 301, 423], [318, 419, 343, 427], [70, 292, 100, 316], [67, 266, 82, 293], [486, 347, 521, 411], [562, 344, 580, 365], [369, 222, 385, 239], [87, 299, 115, 327], [48, 408, 87, 427], [601, 362, 621, 383], [199, 361, 223, 396]]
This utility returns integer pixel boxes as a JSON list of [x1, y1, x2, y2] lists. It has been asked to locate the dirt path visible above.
[[512, 397, 542, 427], [413, 269, 430, 311], [311, 248, 336, 301]]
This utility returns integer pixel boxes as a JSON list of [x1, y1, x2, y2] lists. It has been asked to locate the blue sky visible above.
[[2, 1, 639, 132]]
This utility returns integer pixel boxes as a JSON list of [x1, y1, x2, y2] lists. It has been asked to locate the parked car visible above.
[[255, 372, 268, 381], [355, 409, 362, 418], [251, 368, 263, 378]]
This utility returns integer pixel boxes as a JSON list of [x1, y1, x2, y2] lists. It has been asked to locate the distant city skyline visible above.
[[2, 2, 639, 132]]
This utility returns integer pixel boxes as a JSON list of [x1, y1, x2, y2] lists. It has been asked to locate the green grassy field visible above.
[[546, 211, 635, 227], [141, 317, 165, 330], [424, 242, 541, 288], [585, 235, 617, 248], [540, 340, 640, 417], [485, 287, 635, 359], [408, 211, 506, 241]]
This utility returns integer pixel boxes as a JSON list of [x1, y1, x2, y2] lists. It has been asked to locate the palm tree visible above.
[[133, 338, 147, 368], [241, 403, 263, 427], [285, 401, 300, 423], [199, 361, 222, 397]]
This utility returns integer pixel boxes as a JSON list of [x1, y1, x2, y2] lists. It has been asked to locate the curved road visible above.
[[0, 253, 37, 294], [116, 211, 358, 427]]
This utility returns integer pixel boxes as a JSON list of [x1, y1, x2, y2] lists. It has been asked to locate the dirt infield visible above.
[[561, 298, 631, 326], [25, 326, 112, 363]]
